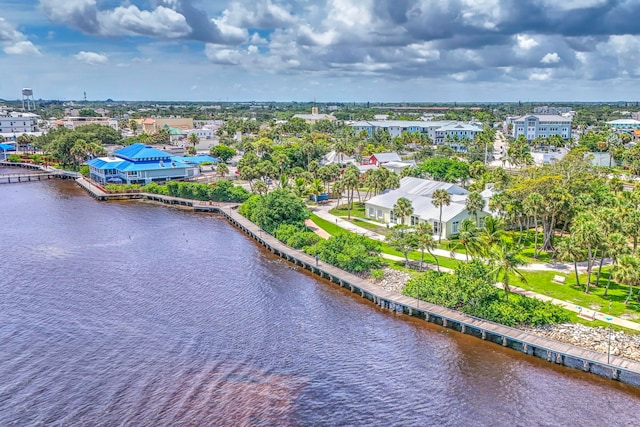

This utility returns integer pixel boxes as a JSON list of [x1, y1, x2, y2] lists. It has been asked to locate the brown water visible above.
[[1, 178, 639, 426]]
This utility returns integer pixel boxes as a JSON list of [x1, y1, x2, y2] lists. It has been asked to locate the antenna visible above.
[[84, 91, 87, 102]]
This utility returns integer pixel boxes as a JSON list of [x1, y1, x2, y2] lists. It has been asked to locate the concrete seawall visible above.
[[69, 177, 640, 387]]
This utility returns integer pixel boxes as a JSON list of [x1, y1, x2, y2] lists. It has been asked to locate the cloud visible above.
[[39, 0, 241, 43], [541, 52, 561, 64], [0, 16, 41, 56], [4, 40, 41, 55], [74, 50, 108, 65]]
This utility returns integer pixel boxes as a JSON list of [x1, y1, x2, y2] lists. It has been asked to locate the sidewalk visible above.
[[311, 202, 603, 273], [308, 203, 640, 332]]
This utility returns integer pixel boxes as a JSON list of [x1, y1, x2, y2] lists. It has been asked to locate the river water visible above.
[[1, 177, 639, 426]]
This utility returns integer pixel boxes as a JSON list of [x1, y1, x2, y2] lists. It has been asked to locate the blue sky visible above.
[[1, 0, 639, 102]]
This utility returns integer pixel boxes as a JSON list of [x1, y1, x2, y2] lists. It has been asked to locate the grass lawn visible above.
[[509, 269, 640, 322], [309, 214, 462, 270], [329, 203, 367, 219]]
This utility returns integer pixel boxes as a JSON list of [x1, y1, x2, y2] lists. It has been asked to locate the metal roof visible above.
[[114, 143, 173, 161]]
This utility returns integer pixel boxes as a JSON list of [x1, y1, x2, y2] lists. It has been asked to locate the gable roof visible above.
[[397, 177, 468, 196], [372, 152, 402, 163]]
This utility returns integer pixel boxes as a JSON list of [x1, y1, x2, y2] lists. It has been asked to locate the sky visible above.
[[1, 0, 640, 102]]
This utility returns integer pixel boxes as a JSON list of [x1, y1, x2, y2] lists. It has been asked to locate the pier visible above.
[[0, 162, 80, 184]]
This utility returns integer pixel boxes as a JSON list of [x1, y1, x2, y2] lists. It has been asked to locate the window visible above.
[[452, 221, 459, 234], [369, 207, 375, 217], [433, 221, 441, 235], [377, 209, 383, 219], [410, 215, 419, 226], [390, 211, 397, 224]]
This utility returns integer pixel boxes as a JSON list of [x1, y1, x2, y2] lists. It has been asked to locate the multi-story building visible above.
[[533, 106, 572, 115], [510, 115, 572, 141], [606, 119, 640, 131], [349, 120, 483, 145], [0, 111, 40, 134]]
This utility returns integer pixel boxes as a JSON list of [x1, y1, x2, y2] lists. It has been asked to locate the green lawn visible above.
[[309, 214, 462, 270], [329, 204, 367, 219], [509, 269, 640, 322], [310, 213, 640, 329]]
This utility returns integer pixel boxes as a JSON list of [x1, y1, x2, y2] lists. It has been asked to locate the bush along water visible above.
[[402, 261, 569, 327]]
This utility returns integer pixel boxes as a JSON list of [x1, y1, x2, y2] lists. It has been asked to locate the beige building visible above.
[[141, 117, 194, 134], [292, 107, 336, 125]]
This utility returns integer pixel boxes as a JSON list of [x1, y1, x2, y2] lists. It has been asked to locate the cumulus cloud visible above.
[[74, 51, 108, 65], [39, 0, 241, 43], [4, 41, 41, 55], [28, 0, 640, 85], [0, 17, 41, 56], [541, 52, 561, 64]]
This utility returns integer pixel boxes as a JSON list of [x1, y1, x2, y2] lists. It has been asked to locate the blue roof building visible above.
[[86, 143, 201, 184]]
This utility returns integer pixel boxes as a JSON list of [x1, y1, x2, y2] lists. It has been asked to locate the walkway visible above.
[[312, 202, 602, 272], [308, 203, 640, 332]]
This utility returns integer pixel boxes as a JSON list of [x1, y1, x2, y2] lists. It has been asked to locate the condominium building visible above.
[[510, 115, 572, 140]]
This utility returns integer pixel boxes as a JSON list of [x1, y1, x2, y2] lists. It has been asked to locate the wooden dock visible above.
[[0, 162, 80, 184]]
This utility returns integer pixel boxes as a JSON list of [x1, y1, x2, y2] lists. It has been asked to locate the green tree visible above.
[[188, 133, 199, 148], [489, 239, 527, 300], [555, 237, 583, 290], [613, 255, 640, 304], [216, 162, 229, 178], [465, 191, 485, 226], [450, 218, 481, 262], [432, 189, 451, 243], [239, 189, 309, 234], [571, 213, 604, 294], [210, 144, 237, 163], [386, 225, 418, 267], [415, 222, 438, 271], [392, 197, 414, 225], [522, 192, 544, 258]]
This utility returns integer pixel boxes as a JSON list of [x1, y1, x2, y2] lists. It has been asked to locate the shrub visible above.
[[403, 260, 569, 327], [7, 154, 20, 162]]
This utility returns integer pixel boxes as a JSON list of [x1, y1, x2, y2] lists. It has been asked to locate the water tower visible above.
[[22, 88, 35, 111]]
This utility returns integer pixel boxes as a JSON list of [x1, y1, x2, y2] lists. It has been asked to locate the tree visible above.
[[603, 232, 629, 297], [432, 189, 451, 243], [308, 178, 325, 202], [450, 218, 481, 262], [311, 233, 382, 273], [386, 225, 418, 267], [210, 144, 237, 163], [415, 222, 438, 271], [571, 213, 604, 294], [341, 165, 360, 219], [216, 162, 229, 178], [555, 237, 583, 290], [465, 191, 485, 226], [392, 197, 414, 225], [239, 189, 309, 234], [613, 255, 640, 304], [522, 192, 544, 258], [489, 239, 527, 300], [188, 133, 199, 148]]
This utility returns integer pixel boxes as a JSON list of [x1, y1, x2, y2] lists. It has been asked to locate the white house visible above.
[[349, 120, 483, 145], [365, 177, 493, 239], [606, 119, 640, 132]]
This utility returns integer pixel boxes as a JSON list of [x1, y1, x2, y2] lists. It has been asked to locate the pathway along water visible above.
[[1, 178, 639, 426]]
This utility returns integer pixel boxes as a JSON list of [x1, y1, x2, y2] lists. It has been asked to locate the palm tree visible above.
[[489, 239, 527, 300], [571, 214, 604, 294], [450, 218, 481, 262], [555, 237, 582, 289], [392, 197, 414, 226], [415, 222, 438, 271], [432, 189, 451, 243], [342, 166, 360, 219], [188, 133, 200, 149], [216, 162, 229, 178], [253, 180, 268, 196], [308, 178, 325, 202], [523, 192, 544, 258], [613, 255, 640, 304], [603, 232, 630, 297], [479, 216, 504, 251], [465, 191, 485, 227]]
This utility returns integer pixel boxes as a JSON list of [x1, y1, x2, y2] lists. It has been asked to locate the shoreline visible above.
[[4, 168, 640, 387]]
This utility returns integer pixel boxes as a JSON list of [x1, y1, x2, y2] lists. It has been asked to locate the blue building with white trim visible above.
[[86, 143, 202, 184]]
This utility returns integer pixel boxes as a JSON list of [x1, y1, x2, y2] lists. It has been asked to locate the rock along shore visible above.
[[372, 268, 640, 362]]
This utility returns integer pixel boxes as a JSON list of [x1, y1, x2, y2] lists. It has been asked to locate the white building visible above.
[[510, 115, 572, 141], [0, 111, 40, 134], [364, 177, 493, 239], [349, 120, 483, 145], [606, 119, 640, 131]]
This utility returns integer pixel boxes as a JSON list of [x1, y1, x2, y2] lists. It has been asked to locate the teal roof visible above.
[[87, 157, 192, 172], [115, 143, 172, 161], [172, 155, 218, 164]]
